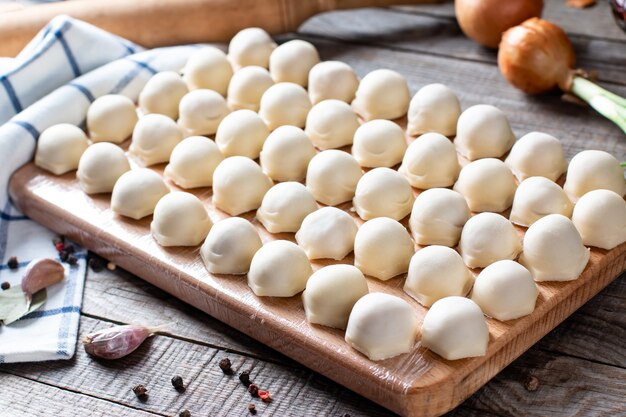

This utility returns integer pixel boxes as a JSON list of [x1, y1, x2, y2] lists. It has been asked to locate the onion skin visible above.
[[456, 0, 544, 48], [498, 18, 576, 94]]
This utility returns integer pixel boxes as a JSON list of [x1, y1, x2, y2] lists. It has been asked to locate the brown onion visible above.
[[456, 0, 544, 48], [498, 18, 575, 94]]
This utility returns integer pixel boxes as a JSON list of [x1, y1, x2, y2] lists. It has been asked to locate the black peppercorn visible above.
[[64, 244, 75, 254], [239, 370, 251, 387], [67, 254, 78, 266], [88, 257, 104, 272], [179, 410, 191, 417], [248, 383, 259, 397], [248, 404, 257, 415], [132, 384, 148, 398], [59, 251, 69, 262], [7, 256, 18, 270], [218, 357, 232, 374], [1, 282, 10, 290], [171, 375, 185, 391]]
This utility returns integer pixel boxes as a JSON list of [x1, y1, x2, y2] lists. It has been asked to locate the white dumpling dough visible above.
[[269, 39, 320, 87], [351, 120, 407, 168], [407, 83, 461, 137], [572, 189, 626, 250], [35, 124, 88, 175], [306, 150, 362, 206], [563, 150, 626, 202], [353, 168, 414, 221], [308, 61, 359, 105], [139, 71, 189, 120], [212, 156, 272, 215], [345, 292, 418, 361], [510, 176, 573, 227], [258, 82, 311, 130], [164, 136, 224, 189], [454, 104, 515, 161], [352, 69, 410, 121], [459, 212, 522, 269], [354, 217, 414, 280], [150, 192, 212, 246], [399, 132, 460, 189], [76, 142, 130, 194], [200, 217, 262, 275], [295, 206, 358, 260], [228, 27, 277, 70], [182, 46, 233, 96], [454, 158, 517, 213], [215, 109, 269, 158], [87, 94, 138, 144], [302, 264, 369, 329], [519, 214, 590, 282], [409, 188, 470, 247], [247, 240, 313, 297], [226, 66, 274, 111], [471, 260, 538, 321], [178, 89, 230, 136], [130, 114, 183, 166], [404, 245, 472, 307], [111, 168, 169, 219], [256, 182, 318, 233], [421, 296, 489, 360], [504, 131, 567, 182], [305, 99, 359, 150], [259, 125, 316, 182]]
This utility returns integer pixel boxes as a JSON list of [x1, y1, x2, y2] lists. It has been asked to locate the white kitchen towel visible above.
[[0, 15, 200, 363]]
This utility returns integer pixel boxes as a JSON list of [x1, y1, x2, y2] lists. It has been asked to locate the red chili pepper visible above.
[[258, 390, 271, 402]]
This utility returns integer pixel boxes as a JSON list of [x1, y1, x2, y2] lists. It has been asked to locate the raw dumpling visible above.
[[256, 182, 318, 233], [87, 94, 138, 144], [164, 136, 224, 188], [200, 217, 262, 275], [345, 293, 418, 361], [308, 61, 359, 105], [212, 156, 272, 215], [352, 69, 410, 121], [563, 150, 626, 202], [351, 120, 407, 168], [259, 125, 316, 182], [519, 214, 590, 282], [151, 192, 212, 246], [305, 99, 359, 150], [247, 240, 313, 297], [454, 158, 517, 213], [259, 82, 311, 130], [399, 132, 460, 189], [183, 46, 233, 96], [504, 131, 567, 182], [226, 66, 274, 111], [138, 71, 189, 120], [353, 168, 414, 221], [509, 176, 573, 227], [407, 83, 461, 137], [295, 206, 358, 260], [354, 217, 414, 280], [35, 124, 89, 175], [306, 150, 363, 206], [409, 188, 471, 247], [302, 264, 369, 329], [404, 245, 472, 307], [269, 39, 320, 87], [215, 109, 269, 158], [572, 189, 626, 250], [129, 114, 183, 166], [458, 212, 522, 269], [454, 104, 515, 161], [228, 27, 277, 70], [76, 142, 130, 194], [111, 168, 169, 219], [178, 89, 230, 136]]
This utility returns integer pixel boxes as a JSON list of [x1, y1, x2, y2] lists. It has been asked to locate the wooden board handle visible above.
[[0, 0, 441, 57]]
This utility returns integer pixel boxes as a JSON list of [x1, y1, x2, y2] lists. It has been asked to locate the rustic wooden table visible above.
[[2, 1, 625, 416]]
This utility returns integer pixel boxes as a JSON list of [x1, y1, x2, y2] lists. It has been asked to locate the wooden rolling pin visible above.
[[0, 0, 440, 57]]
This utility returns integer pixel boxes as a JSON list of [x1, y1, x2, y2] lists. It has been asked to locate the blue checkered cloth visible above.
[[0, 15, 200, 363]]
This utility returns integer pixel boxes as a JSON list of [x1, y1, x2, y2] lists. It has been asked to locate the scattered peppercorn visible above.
[[239, 370, 251, 387], [171, 375, 185, 392], [64, 244, 75, 254], [248, 383, 259, 397], [55, 242, 65, 252], [524, 375, 539, 392], [258, 390, 271, 403], [88, 256, 104, 272], [218, 357, 233, 374], [107, 262, 116, 271], [59, 251, 69, 262], [132, 384, 148, 399], [67, 254, 78, 266], [179, 410, 191, 417], [7, 256, 18, 270], [248, 404, 257, 415], [1, 282, 10, 290]]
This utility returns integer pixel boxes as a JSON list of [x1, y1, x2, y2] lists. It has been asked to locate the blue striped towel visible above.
[[0, 15, 200, 363]]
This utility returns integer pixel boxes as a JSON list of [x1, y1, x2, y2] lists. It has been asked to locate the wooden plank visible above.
[[298, 8, 626, 85], [0, 373, 161, 417], [393, 0, 626, 42]]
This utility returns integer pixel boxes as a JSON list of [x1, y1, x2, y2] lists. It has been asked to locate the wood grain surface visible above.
[[2, 1, 625, 416]]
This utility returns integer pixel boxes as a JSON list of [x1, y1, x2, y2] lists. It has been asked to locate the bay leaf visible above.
[[0, 287, 47, 325]]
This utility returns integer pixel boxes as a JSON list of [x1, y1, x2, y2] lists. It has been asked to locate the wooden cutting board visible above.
[[8, 135, 626, 417]]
